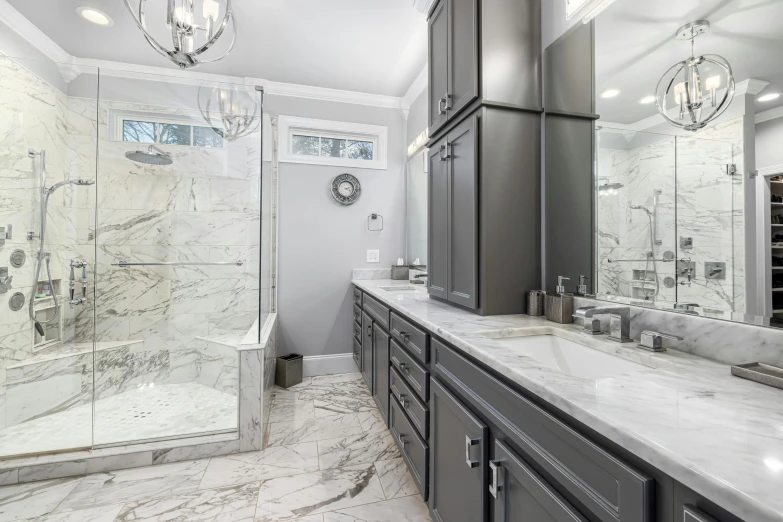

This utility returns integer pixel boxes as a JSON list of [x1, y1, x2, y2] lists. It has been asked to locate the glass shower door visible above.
[[92, 75, 263, 447], [674, 134, 739, 317], [0, 57, 99, 458]]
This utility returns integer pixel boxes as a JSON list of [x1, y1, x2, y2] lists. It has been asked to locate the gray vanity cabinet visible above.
[[361, 311, 374, 392], [372, 324, 390, 421], [490, 440, 587, 522], [429, 377, 488, 522], [428, 143, 449, 300], [428, 0, 449, 135]]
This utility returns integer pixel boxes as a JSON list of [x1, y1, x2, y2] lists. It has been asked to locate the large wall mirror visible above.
[[406, 148, 428, 268], [548, 0, 783, 328]]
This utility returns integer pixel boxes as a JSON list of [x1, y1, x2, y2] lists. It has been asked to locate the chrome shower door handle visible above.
[[489, 460, 502, 498], [465, 436, 480, 469]]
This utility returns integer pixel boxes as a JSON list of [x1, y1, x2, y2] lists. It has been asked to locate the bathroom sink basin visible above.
[[481, 334, 649, 380], [379, 285, 420, 293]]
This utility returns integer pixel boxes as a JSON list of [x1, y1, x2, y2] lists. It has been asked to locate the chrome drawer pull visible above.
[[683, 505, 718, 522], [399, 393, 408, 408], [399, 433, 408, 446], [399, 331, 410, 342], [489, 460, 502, 498], [465, 436, 480, 469]]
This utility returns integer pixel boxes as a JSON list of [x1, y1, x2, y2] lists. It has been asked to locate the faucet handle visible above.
[[638, 330, 683, 352]]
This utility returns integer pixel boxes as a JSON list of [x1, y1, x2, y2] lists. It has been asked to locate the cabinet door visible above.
[[491, 440, 588, 522], [447, 115, 478, 309], [428, 140, 449, 300], [372, 324, 390, 423], [447, 0, 478, 117], [430, 377, 488, 522], [361, 311, 374, 393], [428, 0, 449, 135]]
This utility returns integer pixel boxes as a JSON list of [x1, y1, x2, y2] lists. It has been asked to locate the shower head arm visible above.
[[148, 145, 172, 158]]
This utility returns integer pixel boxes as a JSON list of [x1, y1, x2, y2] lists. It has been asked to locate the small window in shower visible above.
[[120, 118, 225, 149]]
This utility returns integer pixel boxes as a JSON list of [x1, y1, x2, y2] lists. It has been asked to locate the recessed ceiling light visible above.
[[759, 93, 781, 102], [601, 89, 622, 99], [76, 7, 114, 26], [639, 96, 656, 105]]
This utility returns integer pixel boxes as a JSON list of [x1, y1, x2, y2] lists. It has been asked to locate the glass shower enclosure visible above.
[[0, 54, 270, 458]]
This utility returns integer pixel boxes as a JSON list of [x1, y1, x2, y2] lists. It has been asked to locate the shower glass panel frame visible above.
[[0, 55, 100, 459], [595, 127, 738, 317]]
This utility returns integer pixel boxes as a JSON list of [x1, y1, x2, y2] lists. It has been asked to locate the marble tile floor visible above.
[[0, 383, 237, 457], [0, 373, 430, 521]]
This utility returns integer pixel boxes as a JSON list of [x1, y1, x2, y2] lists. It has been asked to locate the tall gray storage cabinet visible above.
[[426, 0, 542, 316]]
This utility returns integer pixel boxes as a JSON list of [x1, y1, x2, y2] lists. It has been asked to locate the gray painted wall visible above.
[[269, 96, 407, 359], [757, 118, 783, 169], [407, 89, 428, 143], [542, 0, 581, 50]]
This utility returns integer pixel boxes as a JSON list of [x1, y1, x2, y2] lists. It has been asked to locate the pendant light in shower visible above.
[[654, 20, 735, 132], [123, 0, 236, 69], [198, 85, 260, 142]]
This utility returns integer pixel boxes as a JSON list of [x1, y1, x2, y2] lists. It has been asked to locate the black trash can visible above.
[[275, 353, 304, 388]]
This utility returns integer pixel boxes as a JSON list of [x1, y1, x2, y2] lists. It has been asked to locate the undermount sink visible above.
[[481, 333, 649, 380], [379, 285, 420, 292]]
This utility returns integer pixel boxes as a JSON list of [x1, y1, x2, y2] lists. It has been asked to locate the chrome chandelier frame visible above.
[[198, 86, 260, 141], [123, 0, 237, 69], [654, 21, 735, 132]]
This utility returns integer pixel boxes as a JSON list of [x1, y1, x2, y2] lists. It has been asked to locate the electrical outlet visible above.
[[367, 250, 380, 263]]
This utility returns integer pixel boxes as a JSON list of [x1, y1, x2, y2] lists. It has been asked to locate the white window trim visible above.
[[109, 108, 227, 150], [278, 115, 388, 170]]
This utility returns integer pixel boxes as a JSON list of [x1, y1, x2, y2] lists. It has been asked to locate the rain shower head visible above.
[[125, 145, 174, 166]]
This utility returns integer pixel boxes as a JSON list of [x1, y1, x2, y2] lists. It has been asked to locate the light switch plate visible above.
[[367, 250, 380, 263]]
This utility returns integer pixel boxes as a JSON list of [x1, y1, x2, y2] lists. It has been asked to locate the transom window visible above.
[[122, 119, 225, 149], [291, 133, 374, 161]]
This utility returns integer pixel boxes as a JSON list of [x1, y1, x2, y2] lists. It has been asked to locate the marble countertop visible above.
[[353, 279, 783, 522]]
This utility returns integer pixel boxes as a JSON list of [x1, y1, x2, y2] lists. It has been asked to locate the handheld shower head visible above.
[[125, 145, 174, 166], [630, 204, 652, 216], [45, 178, 96, 195]]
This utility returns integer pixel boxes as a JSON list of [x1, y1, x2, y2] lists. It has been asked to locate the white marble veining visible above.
[[354, 279, 783, 522]]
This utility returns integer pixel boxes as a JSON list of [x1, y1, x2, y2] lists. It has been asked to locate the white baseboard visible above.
[[302, 353, 358, 377]]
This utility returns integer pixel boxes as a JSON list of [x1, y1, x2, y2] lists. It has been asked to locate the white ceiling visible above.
[[7, 0, 428, 97], [595, 0, 783, 124]]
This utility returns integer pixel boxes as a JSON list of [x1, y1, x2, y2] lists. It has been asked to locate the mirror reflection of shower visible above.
[[125, 145, 174, 166], [630, 189, 663, 299], [27, 149, 95, 336]]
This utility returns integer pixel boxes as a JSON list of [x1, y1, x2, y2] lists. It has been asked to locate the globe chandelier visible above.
[[123, 0, 236, 69], [655, 20, 735, 132], [198, 86, 261, 142]]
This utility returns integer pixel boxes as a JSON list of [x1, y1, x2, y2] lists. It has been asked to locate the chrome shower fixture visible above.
[[123, 0, 237, 69], [125, 145, 174, 166], [655, 20, 735, 132], [598, 182, 624, 196], [629, 204, 652, 216]]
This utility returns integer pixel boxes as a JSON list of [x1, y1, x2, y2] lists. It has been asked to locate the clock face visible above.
[[331, 174, 361, 205]]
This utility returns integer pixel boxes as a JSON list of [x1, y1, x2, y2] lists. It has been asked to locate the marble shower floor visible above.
[[0, 373, 431, 521], [0, 383, 238, 457]]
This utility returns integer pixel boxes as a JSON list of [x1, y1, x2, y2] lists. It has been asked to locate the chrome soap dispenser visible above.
[[545, 276, 574, 324]]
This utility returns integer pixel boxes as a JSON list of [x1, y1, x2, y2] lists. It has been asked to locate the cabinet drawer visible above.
[[673, 483, 742, 522], [390, 367, 429, 439], [353, 336, 361, 368], [390, 312, 429, 364], [431, 338, 653, 522], [353, 321, 362, 343], [353, 304, 362, 326], [353, 287, 362, 306], [362, 293, 390, 330], [390, 340, 429, 402], [390, 395, 428, 499]]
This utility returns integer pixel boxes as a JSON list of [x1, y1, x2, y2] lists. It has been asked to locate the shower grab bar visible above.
[[607, 258, 675, 263], [112, 261, 244, 267]]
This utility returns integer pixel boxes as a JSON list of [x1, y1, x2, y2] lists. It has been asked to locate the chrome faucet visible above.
[[573, 306, 632, 343], [69, 259, 88, 308]]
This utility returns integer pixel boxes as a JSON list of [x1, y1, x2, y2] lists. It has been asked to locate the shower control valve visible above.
[[69, 297, 87, 309]]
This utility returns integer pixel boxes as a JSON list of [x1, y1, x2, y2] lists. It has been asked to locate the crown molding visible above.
[[738, 78, 770, 97], [757, 105, 783, 124], [0, 0, 406, 110]]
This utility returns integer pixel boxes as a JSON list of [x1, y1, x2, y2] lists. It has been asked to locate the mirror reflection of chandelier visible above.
[[123, 0, 236, 69], [655, 20, 735, 132], [199, 86, 260, 142]]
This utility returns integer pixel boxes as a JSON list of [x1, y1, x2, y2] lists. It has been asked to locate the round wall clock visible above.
[[331, 173, 362, 205]]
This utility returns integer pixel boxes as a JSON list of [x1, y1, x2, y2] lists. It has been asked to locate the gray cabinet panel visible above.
[[673, 482, 742, 522], [373, 324, 390, 423], [353, 304, 362, 326], [390, 312, 429, 364], [390, 340, 429, 402], [363, 294, 390, 330], [429, 0, 449, 135], [431, 338, 653, 522], [447, 115, 478, 309], [544, 22, 594, 116], [353, 287, 362, 307], [361, 311, 373, 392], [352, 336, 361, 369], [430, 377, 488, 522], [428, 140, 449, 300], [390, 395, 429, 499], [352, 321, 362, 344], [448, 0, 478, 118], [492, 440, 588, 522], [390, 367, 429, 439]]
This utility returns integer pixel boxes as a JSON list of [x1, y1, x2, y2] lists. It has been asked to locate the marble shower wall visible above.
[[597, 117, 745, 316]]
